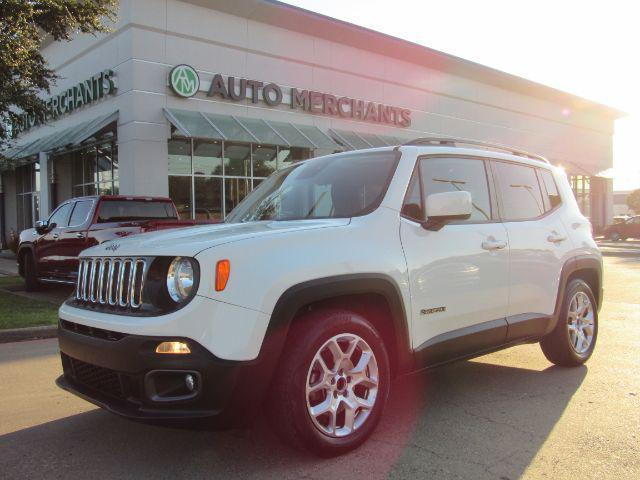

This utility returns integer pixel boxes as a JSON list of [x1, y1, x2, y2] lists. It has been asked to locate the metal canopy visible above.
[[164, 108, 342, 150], [328, 128, 406, 150], [0, 111, 118, 168]]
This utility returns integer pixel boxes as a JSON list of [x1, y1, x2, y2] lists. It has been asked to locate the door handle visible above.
[[76, 232, 85, 238], [481, 238, 507, 251], [547, 232, 567, 243], [52, 233, 59, 239]]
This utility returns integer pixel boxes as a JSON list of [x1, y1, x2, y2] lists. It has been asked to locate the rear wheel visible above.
[[609, 231, 621, 242], [540, 279, 597, 366], [267, 309, 390, 456], [23, 252, 40, 292]]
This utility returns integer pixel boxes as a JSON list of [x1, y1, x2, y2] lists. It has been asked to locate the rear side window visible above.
[[97, 201, 178, 223], [539, 169, 562, 210], [494, 162, 545, 221], [69, 200, 94, 226], [418, 157, 492, 222], [48, 202, 73, 228]]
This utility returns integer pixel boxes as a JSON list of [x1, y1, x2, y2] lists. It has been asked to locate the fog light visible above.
[[155, 341, 191, 354], [185, 374, 196, 392]]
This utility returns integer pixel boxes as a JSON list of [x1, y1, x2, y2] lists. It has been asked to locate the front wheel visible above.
[[267, 309, 390, 456], [609, 231, 621, 242], [540, 279, 598, 366]]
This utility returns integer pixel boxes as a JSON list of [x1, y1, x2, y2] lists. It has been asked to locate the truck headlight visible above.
[[166, 257, 197, 302]]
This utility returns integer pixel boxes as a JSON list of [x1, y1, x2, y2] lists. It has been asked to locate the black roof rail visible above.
[[402, 137, 550, 164]]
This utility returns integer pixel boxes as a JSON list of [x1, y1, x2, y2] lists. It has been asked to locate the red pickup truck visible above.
[[17, 195, 213, 291]]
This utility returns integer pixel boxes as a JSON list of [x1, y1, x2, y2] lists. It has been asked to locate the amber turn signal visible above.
[[155, 341, 191, 354], [215, 259, 231, 291]]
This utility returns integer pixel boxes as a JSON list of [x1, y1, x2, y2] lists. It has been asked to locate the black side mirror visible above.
[[35, 220, 50, 234]]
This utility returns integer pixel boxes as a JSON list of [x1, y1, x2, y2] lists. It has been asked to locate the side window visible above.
[[401, 170, 424, 221], [494, 162, 545, 221], [419, 157, 491, 222], [48, 202, 73, 228], [69, 200, 94, 226], [539, 169, 562, 210]]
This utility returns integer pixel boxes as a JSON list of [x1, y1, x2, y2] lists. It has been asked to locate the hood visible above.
[[80, 218, 350, 257]]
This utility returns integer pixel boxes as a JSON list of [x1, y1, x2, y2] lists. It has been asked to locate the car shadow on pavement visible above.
[[0, 358, 587, 480]]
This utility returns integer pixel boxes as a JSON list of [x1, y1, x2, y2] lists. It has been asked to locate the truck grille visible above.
[[76, 257, 148, 309]]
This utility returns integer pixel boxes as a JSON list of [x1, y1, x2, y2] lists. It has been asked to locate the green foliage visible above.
[[0, 276, 58, 329], [0, 0, 117, 148], [626, 189, 640, 214]]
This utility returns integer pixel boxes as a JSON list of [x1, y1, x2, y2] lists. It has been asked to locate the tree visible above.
[[626, 189, 640, 214], [0, 0, 117, 149]]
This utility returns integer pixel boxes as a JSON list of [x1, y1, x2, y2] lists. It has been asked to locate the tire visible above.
[[267, 308, 390, 456], [23, 252, 40, 292], [609, 231, 621, 242], [540, 279, 598, 366]]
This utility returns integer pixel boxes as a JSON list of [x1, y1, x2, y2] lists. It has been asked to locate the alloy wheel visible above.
[[305, 333, 379, 438], [567, 291, 595, 354]]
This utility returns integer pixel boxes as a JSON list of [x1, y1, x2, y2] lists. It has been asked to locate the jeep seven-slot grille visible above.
[[76, 257, 147, 309]]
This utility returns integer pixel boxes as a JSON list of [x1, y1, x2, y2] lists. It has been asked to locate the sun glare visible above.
[[285, 0, 639, 190]]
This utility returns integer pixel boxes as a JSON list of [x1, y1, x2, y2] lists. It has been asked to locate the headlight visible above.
[[166, 257, 197, 302]]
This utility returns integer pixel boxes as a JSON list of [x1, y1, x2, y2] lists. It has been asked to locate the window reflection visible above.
[[224, 142, 251, 176], [167, 138, 311, 220], [193, 140, 222, 176]]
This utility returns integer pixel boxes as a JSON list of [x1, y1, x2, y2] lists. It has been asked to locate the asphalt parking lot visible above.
[[0, 255, 638, 480]]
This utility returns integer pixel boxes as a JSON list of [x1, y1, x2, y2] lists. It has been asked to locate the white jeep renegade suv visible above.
[[57, 138, 601, 456]]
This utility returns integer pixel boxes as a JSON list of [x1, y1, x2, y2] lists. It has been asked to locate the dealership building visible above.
[[0, 0, 624, 246]]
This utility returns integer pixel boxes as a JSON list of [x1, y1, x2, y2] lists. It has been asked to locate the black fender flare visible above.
[[256, 274, 414, 379], [547, 254, 602, 335]]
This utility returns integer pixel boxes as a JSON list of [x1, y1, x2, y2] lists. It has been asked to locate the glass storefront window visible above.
[[277, 147, 309, 170], [252, 145, 277, 177], [169, 176, 192, 218], [15, 161, 40, 231], [82, 147, 97, 184], [97, 142, 113, 183], [168, 138, 192, 175], [195, 177, 223, 220], [570, 174, 591, 218], [224, 142, 251, 176], [167, 137, 311, 220], [225, 177, 251, 215], [193, 140, 222, 176], [52, 127, 118, 205]]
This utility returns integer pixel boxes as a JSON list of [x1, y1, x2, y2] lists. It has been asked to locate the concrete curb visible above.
[[0, 325, 57, 344]]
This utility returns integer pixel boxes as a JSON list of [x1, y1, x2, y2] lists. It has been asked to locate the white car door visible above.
[[491, 161, 574, 340], [400, 156, 510, 366]]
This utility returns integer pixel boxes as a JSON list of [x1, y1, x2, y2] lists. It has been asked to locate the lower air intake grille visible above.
[[61, 354, 135, 401]]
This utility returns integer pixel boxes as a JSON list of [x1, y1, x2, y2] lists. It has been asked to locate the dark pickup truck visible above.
[[17, 195, 213, 290]]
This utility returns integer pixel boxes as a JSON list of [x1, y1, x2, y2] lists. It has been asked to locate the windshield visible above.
[[97, 200, 178, 223], [226, 150, 399, 223]]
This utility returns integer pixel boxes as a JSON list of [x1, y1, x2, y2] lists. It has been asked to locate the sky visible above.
[[283, 0, 639, 191]]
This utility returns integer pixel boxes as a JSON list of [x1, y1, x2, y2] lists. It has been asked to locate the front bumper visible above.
[[57, 320, 272, 428]]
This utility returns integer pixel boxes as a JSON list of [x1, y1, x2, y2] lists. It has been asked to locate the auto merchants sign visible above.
[[169, 65, 411, 128], [11, 70, 117, 137]]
